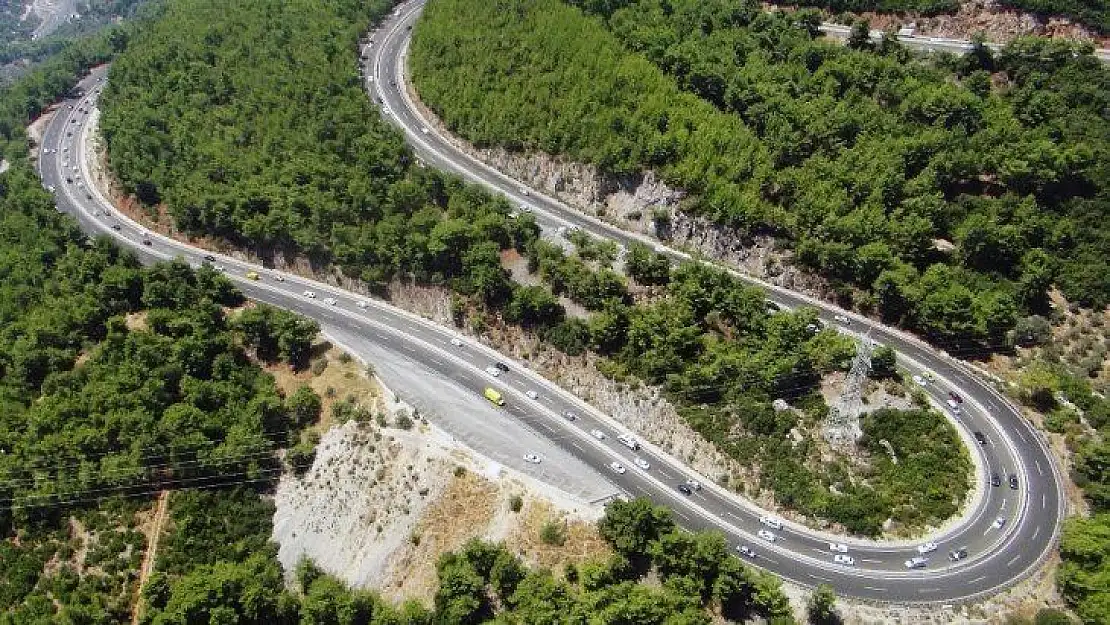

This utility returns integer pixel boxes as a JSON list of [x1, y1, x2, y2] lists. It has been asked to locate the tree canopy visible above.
[[412, 0, 1110, 349]]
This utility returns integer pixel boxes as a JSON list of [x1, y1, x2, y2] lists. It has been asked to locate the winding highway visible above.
[[33, 1, 1065, 602]]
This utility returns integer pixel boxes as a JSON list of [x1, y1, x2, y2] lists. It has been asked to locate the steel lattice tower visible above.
[[824, 335, 874, 446]]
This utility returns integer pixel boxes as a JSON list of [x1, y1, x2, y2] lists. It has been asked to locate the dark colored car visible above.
[[1009, 474, 1019, 490], [948, 392, 963, 404], [973, 431, 988, 445], [495, 362, 510, 372], [110, 223, 121, 231], [677, 484, 693, 495], [203, 254, 216, 262], [990, 473, 1001, 487], [142, 239, 152, 246]]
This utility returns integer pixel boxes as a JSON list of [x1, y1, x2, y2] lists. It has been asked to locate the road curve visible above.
[[34, 17, 1062, 600], [366, 0, 1066, 602]]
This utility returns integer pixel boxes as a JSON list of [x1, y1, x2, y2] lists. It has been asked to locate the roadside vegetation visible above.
[[411, 0, 1109, 352], [771, 0, 1108, 34]]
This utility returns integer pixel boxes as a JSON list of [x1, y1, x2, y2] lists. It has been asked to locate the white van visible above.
[[617, 433, 640, 451]]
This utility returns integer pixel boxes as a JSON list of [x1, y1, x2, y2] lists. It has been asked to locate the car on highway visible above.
[[992, 517, 1007, 530], [522, 453, 541, 464], [736, 545, 757, 559], [833, 314, 851, 325], [924, 371, 937, 382], [609, 461, 626, 474], [495, 362, 510, 372], [990, 473, 1001, 487], [1009, 474, 1019, 490], [142, 239, 152, 246], [973, 431, 988, 445], [757, 529, 776, 542], [590, 429, 606, 440], [203, 254, 216, 262], [617, 433, 640, 451], [420, 126, 429, 134], [519, 187, 529, 196], [274, 274, 285, 282], [357, 301, 368, 309], [633, 457, 650, 471], [684, 479, 702, 491], [948, 391, 963, 404], [676, 483, 693, 495], [917, 542, 938, 554], [904, 557, 928, 569], [912, 374, 927, 386], [245, 271, 259, 280], [303, 290, 316, 298], [562, 411, 577, 421], [946, 399, 961, 414], [525, 390, 538, 400], [948, 546, 969, 562], [110, 223, 121, 231], [759, 516, 783, 531], [323, 297, 336, 306], [450, 337, 463, 347], [484, 366, 501, 377], [833, 554, 855, 566], [828, 542, 848, 553]]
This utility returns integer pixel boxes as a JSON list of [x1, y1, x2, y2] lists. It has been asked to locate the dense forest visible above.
[[99, 0, 538, 303], [411, 0, 1109, 352]]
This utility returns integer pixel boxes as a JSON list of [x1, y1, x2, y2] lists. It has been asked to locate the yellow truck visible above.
[[483, 387, 504, 406], [245, 270, 259, 280]]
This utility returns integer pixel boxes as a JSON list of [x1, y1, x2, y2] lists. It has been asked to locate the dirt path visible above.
[[131, 490, 170, 625]]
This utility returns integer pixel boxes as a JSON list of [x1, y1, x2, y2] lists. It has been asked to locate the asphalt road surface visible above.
[[35, 16, 1064, 601]]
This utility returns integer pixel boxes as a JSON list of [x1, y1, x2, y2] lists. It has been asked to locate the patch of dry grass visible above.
[[504, 499, 611, 573], [264, 342, 384, 433]]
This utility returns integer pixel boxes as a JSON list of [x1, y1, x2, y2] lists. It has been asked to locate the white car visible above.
[[323, 297, 337, 306], [833, 554, 855, 566], [833, 314, 851, 325], [420, 126, 429, 134], [917, 542, 939, 554], [757, 529, 776, 542], [523, 453, 541, 464], [590, 429, 606, 440], [992, 517, 1007, 530], [525, 390, 539, 400], [519, 187, 530, 196], [912, 374, 927, 386], [828, 542, 848, 553], [905, 557, 928, 569], [617, 433, 640, 451], [562, 411, 577, 421], [274, 275, 285, 282], [736, 545, 757, 559], [633, 457, 650, 471], [609, 461, 626, 474], [450, 337, 463, 347], [759, 516, 783, 531], [484, 366, 501, 377], [303, 290, 316, 298], [357, 301, 368, 309], [685, 479, 702, 491]]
